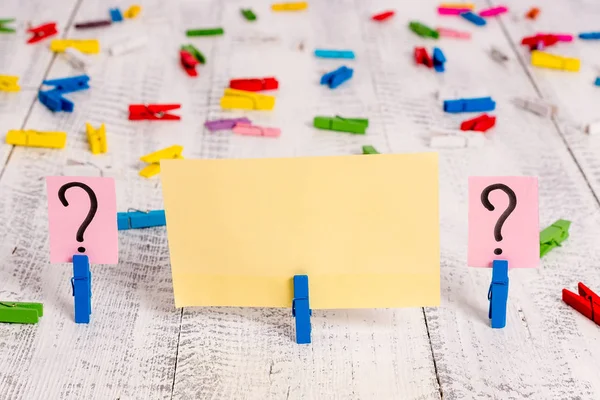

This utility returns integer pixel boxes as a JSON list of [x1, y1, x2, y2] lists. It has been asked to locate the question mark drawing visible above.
[[58, 182, 98, 254], [480, 184, 517, 256]]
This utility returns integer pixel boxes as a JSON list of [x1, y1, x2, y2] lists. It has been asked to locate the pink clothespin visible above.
[[233, 122, 281, 138], [437, 27, 471, 39], [479, 6, 508, 17]]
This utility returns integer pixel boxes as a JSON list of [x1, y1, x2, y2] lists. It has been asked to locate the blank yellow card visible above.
[[161, 153, 440, 309]]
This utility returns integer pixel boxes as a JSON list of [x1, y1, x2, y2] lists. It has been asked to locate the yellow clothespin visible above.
[[124, 5, 142, 18], [0, 75, 20, 92], [50, 39, 100, 54], [271, 2, 308, 11], [139, 145, 184, 178], [220, 88, 276, 111], [86, 123, 107, 154], [6, 130, 67, 149], [439, 3, 475, 9], [531, 51, 580, 72]]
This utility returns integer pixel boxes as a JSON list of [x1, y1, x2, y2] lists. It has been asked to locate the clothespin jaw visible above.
[[563, 283, 600, 326], [414, 47, 433, 68], [220, 89, 276, 110], [43, 75, 90, 94], [292, 275, 311, 344], [432, 48, 446, 73], [86, 123, 107, 154], [0, 18, 16, 33], [27, 22, 58, 44], [72, 255, 92, 324], [117, 210, 166, 230], [6, 130, 67, 149], [488, 260, 509, 329], [110, 8, 124, 22], [0, 75, 20, 92], [181, 44, 206, 64], [39, 90, 74, 112], [229, 77, 279, 92], [320, 66, 353, 89], [128, 104, 181, 120], [313, 116, 369, 134], [124, 5, 142, 19], [0, 302, 43, 324], [362, 145, 379, 154], [540, 219, 571, 258], [139, 145, 184, 178]]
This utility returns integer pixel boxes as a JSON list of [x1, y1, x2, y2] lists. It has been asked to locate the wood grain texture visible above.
[[1, 0, 600, 399]]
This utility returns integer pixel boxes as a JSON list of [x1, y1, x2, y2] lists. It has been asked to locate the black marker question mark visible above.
[[58, 182, 98, 254], [481, 184, 517, 256]]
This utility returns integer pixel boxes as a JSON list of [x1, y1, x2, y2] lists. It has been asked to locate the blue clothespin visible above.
[[292, 275, 311, 344], [595, 77, 600, 87], [72, 255, 92, 324], [488, 260, 509, 329], [110, 8, 123, 22], [314, 49, 356, 59], [443, 97, 496, 113], [579, 32, 600, 40], [320, 66, 353, 89], [117, 210, 166, 230], [461, 11, 486, 26], [432, 47, 446, 73], [38, 90, 74, 112], [42, 75, 90, 94]]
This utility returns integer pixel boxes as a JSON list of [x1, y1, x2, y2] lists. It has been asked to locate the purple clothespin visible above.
[[204, 117, 251, 132]]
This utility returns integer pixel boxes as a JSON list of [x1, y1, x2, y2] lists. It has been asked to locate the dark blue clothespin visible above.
[[110, 8, 123, 22], [488, 260, 509, 329], [117, 210, 166, 230], [42, 75, 90, 94], [461, 11, 486, 26], [443, 97, 496, 113], [72, 255, 92, 324], [320, 66, 353, 89], [579, 32, 600, 40], [38, 90, 74, 112], [292, 275, 311, 344], [432, 47, 446, 73]]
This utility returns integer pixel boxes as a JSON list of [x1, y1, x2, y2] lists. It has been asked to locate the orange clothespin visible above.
[[27, 22, 58, 44], [525, 7, 540, 20]]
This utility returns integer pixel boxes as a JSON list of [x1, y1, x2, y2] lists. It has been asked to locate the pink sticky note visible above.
[[468, 176, 539, 268], [46, 177, 118, 264]]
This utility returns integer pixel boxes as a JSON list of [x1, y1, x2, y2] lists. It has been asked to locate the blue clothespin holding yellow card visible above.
[[292, 275, 311, 344], [72, 255, 92, 324], [117, 209, 166, 230], [488, 260, 508, 328]]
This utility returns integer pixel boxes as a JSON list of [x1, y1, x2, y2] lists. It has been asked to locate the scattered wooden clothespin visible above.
[[531, 51, 580, 71], [271, 2, 308, 11], [220, 88, 276, 110], [181, 44, 205, 64], [118, 209, 166, 230], [110, 8, 124, 22], [513, 97, 557, 118], [229, 77, 278, 92], [74, 20, 112, 29], [39, 90, 74, 112], [27, 22, 57, 44], [39, 75, 90, 112], [362, 145, 379, 154], [461, 11, 486, 26], [50, 39, 100, 54], [438, 7, 472, 15], [563, 282, 600, 326], [124, 5, 142, 19], [540, 219, 570, 257], [538, 33, 573, 42], [314, 49, 355, 59], [63, 47, 92, 70], [72, 255, 92, 324], [139, 145, 184, 178], [180, 50, 199, 77], [6, 130, 67, 149], [436, 27, 471, 39], [241, 9, 257, 21], [372, 10, 394, 21], [479, 6, 508, 17], [0, 75, 20, 92], [0, 18, 16, 33], [460, 114, 496, 132], [444, 97, 496, 113], [292, 275, 311, 344], [409, 21, 439, 39], [525, 7, 540, 20], [232, 122, 281, 137], [522, 34, 559, 51], [414, 47, 433, 68], [186, 27, 224, 37], [488, 260, 509, 329], [429, 128, 484, 149], [86, 123, 107, 154], [129, 104, 181, 120], [205, 117, 251, 132], [490, 47, 509, 63], [433, 47, 446, 72], [313, 116, 369, 134], [0, 301, 44, 324], [579, 32, 600, 40], [320, 66, 353, 89]]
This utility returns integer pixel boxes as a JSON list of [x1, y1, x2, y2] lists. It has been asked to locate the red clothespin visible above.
[[414, 47, 433, 68], [460, 114, 496, 132], [372, 10, 395, 21], [229, 77, 279, 92], [563, 282, 600, 326], [128, 104, 181, 120], [521, 34, 559, 50], [180, 50, 199, 77], [27, 22, 58, 44]]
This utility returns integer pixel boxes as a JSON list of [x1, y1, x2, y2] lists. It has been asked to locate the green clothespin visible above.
[[0, 301, 43, 324], [186, 27, 224, 37], [409, 21, 439, 39], [241, 9, 257, 21], [539, 219, 571, 258], [0, 19, 16, 33], [362, 145, 379, 154], [181, 44, 206, 64], [313, 116, 369, 134]]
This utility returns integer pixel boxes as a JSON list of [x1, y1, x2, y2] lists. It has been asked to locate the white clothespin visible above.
[[429, 128, 485, 149], [490, 47, 509, 63], [63, 47, 91, 71], [109, 36, 148, 56], [585, 120, 600, 135], [513, 97, 557, 118]]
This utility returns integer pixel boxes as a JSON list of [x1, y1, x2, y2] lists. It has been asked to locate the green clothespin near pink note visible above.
[[0, 19, 16, 33], [362, 145, 379, 154], [540, 219, 571, 258], [0, 301, 43, 324]]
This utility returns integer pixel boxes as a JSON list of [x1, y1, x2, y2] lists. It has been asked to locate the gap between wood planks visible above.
[[0, 0, 84, 183]]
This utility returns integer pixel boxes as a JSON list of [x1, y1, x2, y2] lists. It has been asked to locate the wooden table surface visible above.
[[1, 1, 600, 399]]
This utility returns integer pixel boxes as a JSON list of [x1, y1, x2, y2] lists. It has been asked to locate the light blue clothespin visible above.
[[314, 49, 355, 59], [488, 260, 509, 329], [117, 209, 166, 230]]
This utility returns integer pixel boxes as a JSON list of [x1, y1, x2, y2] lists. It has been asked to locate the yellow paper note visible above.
[[161, 154, 440, 309]]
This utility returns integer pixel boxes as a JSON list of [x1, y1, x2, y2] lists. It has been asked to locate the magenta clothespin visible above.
[[438, 7, 471, 15], [538, 32, 573, 42], [436, 27, 471, 39], [479, 6, 508, 17]]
